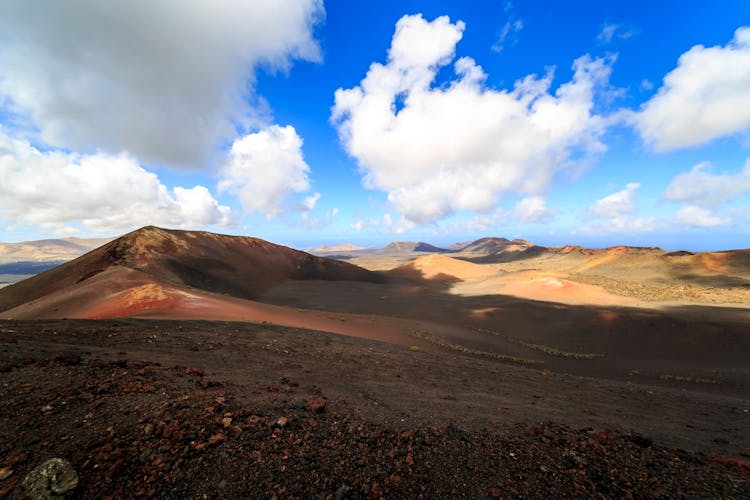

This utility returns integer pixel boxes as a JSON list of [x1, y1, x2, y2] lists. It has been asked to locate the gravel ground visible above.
[[1, 320, 749, 499]]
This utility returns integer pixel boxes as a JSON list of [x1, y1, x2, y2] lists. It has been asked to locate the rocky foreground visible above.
[[0, 320, 749, 498]]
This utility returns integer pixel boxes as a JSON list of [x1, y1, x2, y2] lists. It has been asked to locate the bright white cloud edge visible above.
[[0, 0, 324, 168], [332, 13, 613, 226], [0, 128, 231, 234]]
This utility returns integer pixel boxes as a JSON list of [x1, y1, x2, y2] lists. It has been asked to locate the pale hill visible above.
[[0, 236, 112, 264], [377, 241, 450, 254], [404, 254, 497, 281], [313, 243, 366, 253]]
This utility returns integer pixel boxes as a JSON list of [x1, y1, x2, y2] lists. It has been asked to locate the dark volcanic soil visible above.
[[1, 319, 749, 498]]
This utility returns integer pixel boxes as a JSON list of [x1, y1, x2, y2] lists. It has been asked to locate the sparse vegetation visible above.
[[409, 329, 542, 365], [568, 274, 750, 305], [475, 328, 604, 360], [660, 374, 719, 385]]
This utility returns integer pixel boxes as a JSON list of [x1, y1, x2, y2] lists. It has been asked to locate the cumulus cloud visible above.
[[0, 0, 323, 167], [514, 196, 555, 223], [583, 183, 656, 233], [217, 125, 313, 218], [350, 218, 368, 231], [0, 129, 231, 233], [590, 182, 640, 218], [302, 192, 321, 212], [332, 14, 613, 225], [676, 206, 731, 228], [349, 212, 413, 234], [664, 160, 750, 206], [635, 27, 750, 150]]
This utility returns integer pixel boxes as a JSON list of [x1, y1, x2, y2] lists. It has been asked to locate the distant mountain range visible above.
[[0, 236, 112, 264], [2, 226, 749, 319]]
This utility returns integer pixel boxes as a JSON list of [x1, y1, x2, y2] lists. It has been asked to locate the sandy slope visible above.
[[1, 265, 432, 347], [403, 255, 642, 306]]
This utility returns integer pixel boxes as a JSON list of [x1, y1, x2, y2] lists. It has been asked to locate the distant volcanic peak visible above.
[[383, 241, 417, 252], [664, 250, 695, 257], [314, 243, 365, 252], [510, 238, 533, 247], [382, 241, 448, 253], [449, 241, 471, 250], [413, 242, 449, 253], [556, 245, 584, 254], [602, 245, 665, 256], [460, 237, 514, 254]]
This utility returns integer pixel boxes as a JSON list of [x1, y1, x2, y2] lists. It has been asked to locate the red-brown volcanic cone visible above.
[[0, 226, 384, 313]]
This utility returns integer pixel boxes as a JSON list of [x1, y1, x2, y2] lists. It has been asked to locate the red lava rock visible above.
[[399, 429, 416, 441], [308, 397, 327, 414], [527, 424, 544, 437], [185, 367, 204, 377], [2, 450, 28, 467], [0, 467, 13, 481], [370, 482, 382, 496], [275, 416, 289, 428], [0, 477, 20, 498], [589, 429, 612, 441], [208, 433, 226, 445], [710, 455, 750, 471]]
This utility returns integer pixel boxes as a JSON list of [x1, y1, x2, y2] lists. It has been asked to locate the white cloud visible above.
[[676, 206, 731, 228], [332, 14, 613, 225], [0, 129, 231, 233], [590, 182, 640, 218], [514, 196, 555, 223], [349, 212, 414, 234], [464, 209, 508, 233], [0, 0, 323, 167], [350, 218, 367, 231], [583, 183, 657, 233], [302, 192, 321, 212], [597, 23, 618, 43], [664, 160, 750, 206], [635, 27, 750, 150], [299, 192, 321, 220], [597, 23, 634, 44], [217, 125, 312, 218], [492, 19, 523, 53]]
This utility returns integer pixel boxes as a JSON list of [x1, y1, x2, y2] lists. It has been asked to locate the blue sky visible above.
[[0, 1, 749, 250]]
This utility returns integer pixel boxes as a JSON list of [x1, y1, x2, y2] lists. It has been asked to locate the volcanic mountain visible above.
[[0, 236, 112, 264], [377, 241, 450, 254], [0, 226, 384, 319]]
